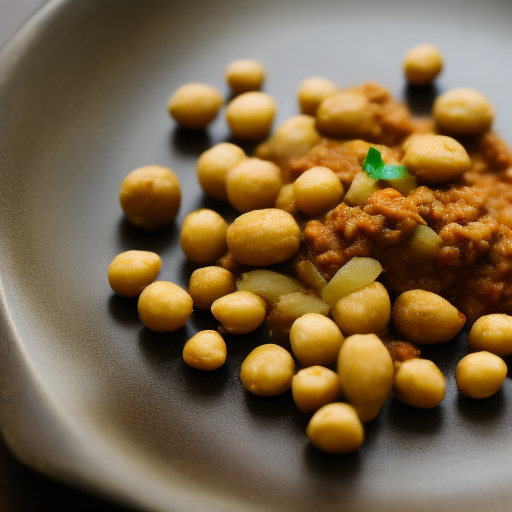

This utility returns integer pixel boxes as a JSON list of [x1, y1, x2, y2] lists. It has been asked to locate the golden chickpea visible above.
[[226, 209, 300, 266], [394, 359, 445, 408], [293, 166, 344, 216], [240, 344, 295, 396], [290, 313, 344, 367], [337, 334, 394, 422], [167, 83, 223, 130], [225, 59, 265, 94], [138, 281, 193, 332], [306, 403, 364, 454], [188, 266, 236, 310], [226, 91, 277, 140], [401, 134, 471, 184], [226, 158, 282, 213], [108, 250, 161, 297], [292, 366, 341, 413], [197, 143, 246, 202], [331, 281, 391, 336], [433, 87, 495, 135], [275, 183, 298, 214], [456, 351, 507, 399], [183, 330, 227, 371], [468, 314, 512, 356], [180, 209, 228, 264], [392, 290, 466, 344], [270, 115, 322, 162], [211, 291, 267, 334], [316, 92, 376, 139], [119, 166, 181, 231], [403, 44, 443, 85], [297, 77, 338, 116]]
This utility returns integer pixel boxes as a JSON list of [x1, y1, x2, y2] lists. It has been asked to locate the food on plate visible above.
[[393, 359, 446, 408], [211, 291, 267, 334], [297, 77, 338, 116], [289, 313, 344, 367], [188, 267, 236, 310], [226, 158, 282, 212], [433, 87, 495, 135], [456, 352, 507, 399], [330, 281, 391, 336], [119, 165, 181, 231], [391, 290, 466, 344], [180, 209, 228, 264], [468, 314, 512, 356], [183, 330, 227, 371], [240, 344, 295, 396], [225, 59, 265, 94], [291, 366, 341, 413], [137, 281, 193, 332], [226, 91, 277, 140], [108, 250, 161, 297], [306, 403, 364, 454], [403, 44, 443, 85], [167, 83, 223, 130], [226, 208, 300, 266], [337, 334, 394, 422], [197, 142, 246, 202]]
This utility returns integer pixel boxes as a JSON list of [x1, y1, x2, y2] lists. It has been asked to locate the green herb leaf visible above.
[[362, 147, 411, 181]]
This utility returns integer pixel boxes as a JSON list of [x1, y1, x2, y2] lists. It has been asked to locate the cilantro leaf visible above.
[[363, 147, 412, 181]]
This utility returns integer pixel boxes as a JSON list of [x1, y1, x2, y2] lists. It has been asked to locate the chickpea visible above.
[[197, 143, 246, 202], [183, 330, 227, 371], [211, 291, 267, 334], [108, 250, 161, 297], [306, 403, 364, 454], [188, 266, 236, 310], [392, 290, 466, 344], [456, 352, 507, 399], [337, 334, 394, 422], [270, 115, 322, 162], [119, 165, 181, 231], [180, 209, 228, 264], [401, 134, 471, 184], [292, 366, 341, 413], [433, 87, 495, 135], [167, 83, 223, 130], [226, 91, 277, 140], [225, 59, 265, 94], [226, 158, 282, 213], [275, 183, 298, 214], [290, 313, 344, 367], [292, 166, 344, 216], [403, 44, 443, 85], [394, 359, 445, 408], [240, 344, 295, 396], [138, 281, 193, 332], [226, 209, 300, 266], [297, 77, 338, 116], [331, 281, 391, 336], [468, 314, 512, 356], [316, 92, 376, 139]]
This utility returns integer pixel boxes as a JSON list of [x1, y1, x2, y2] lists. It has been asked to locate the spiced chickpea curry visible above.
[[109, 46, 512, 455]]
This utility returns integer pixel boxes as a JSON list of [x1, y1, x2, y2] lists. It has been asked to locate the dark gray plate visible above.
[[1, 0, 512, 511]]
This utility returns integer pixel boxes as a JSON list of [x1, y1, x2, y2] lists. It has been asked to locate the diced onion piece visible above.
[[321, 257, 383, 305], [237, 270, 305, 304], [385, 173, 418, 197], [344, 172, 379, 205], [295, 260, 328, 291], [267, 292, 330, 340], [402, 225, 441, 262]]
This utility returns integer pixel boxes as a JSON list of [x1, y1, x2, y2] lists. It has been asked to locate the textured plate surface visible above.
[[1, 0, 512, 511]]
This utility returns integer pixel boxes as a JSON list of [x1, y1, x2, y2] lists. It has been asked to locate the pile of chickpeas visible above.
[[108, 49, 510, 455]]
